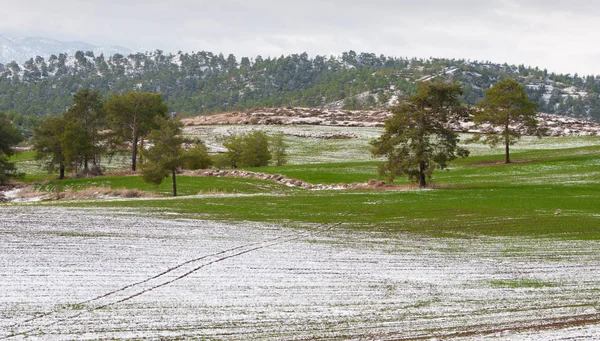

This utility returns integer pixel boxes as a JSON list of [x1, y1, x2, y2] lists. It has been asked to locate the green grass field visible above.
[[14, 130, 597, 241], [34, 175, 302, 196], [4, 130, 600, 340]]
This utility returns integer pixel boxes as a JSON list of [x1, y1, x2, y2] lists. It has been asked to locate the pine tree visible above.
[[64, 88, 105, 173], [474, 79, 539, 163], [371, 80, 470, 187], [105, 92, 168, 171], [141, 117, 185, 196], [33, 116, 67, 179], [0, 118, 24, 184]]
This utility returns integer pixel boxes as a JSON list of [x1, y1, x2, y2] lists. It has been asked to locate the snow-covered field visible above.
[[1, 206, 600, 340], [183, 124, 382, 164], [182, 125, 600, 164]]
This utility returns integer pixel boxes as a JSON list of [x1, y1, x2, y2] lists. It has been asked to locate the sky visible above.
[[2, 0, 600, 75]]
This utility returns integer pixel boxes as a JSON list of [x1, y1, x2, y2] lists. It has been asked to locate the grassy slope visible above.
[[248, 161, 381, 184], [35, 176, 302, 196], [29, 141, 600, 240]]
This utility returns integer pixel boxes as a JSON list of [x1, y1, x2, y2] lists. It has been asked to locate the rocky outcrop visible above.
[[182, 107, 391, 128], [536, 114, 600, 136], [183, 169, 400, 191], [182, 107, 600, 137]]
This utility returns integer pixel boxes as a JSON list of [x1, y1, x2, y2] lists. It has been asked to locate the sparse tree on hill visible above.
[[371, 80, 470, 188], [474, 78, 539, 163], [343, 96, 362, 110]]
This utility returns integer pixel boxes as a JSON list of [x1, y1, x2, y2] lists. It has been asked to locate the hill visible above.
[[1, 49, 599, 121]]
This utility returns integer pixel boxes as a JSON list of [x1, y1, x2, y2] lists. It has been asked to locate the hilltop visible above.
[[1, 49, 599, 122]]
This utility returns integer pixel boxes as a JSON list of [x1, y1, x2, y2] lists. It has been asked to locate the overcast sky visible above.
[[3, 0, 600, 75]]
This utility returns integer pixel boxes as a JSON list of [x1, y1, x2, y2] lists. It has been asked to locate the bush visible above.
[[183, 143, 213, 170], [0, 156, 24, 185], [223, 131, 272, 168]]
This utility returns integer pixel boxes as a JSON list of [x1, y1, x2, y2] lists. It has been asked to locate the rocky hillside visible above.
[[2, 49, 600, 121], [182, 107, 600, 137]]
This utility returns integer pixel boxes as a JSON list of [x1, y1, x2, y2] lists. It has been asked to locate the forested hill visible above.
[[2, 49, 600, 121]]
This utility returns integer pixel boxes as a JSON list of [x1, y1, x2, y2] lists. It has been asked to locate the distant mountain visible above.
[[0, 34, 133, 64]]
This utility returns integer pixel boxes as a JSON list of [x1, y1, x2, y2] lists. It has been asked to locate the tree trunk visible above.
[[131, 131, 138, 171], [505, 138, 510, 163], [419, 160, 427, 188], [418, 123, 427, 188], [59, 164, 65, 180], [83, 156, 89, 174], [139, 137, 144, 165], [172, 168, 177, 197], [92, 141, 97, 167], [505, 121, 510, 163]]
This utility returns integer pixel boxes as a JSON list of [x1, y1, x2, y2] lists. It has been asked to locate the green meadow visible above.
[[15, 128, 599, 240], [4, 128, 600, 340]]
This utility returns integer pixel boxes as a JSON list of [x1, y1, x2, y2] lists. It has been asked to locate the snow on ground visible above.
[[183, 125, 600, 163], [1, 206, 600, 340], [2, 189, 22, 201], [183, 124, 384, 164]]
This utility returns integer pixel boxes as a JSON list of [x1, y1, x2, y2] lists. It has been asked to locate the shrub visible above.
[[223, 131, 272, 168], [183, 143, 213, 170], [270, 132, 287, 166]]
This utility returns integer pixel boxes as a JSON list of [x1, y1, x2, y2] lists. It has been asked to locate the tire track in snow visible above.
[[1, 222, 340, 340], [383, 312, 600, 340]]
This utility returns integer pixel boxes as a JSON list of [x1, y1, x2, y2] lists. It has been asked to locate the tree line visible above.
[[32, 89, 170, 178], [0, 78, 543, 192], [1, 89, 288, 195], [1, 50, 598, 121]]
